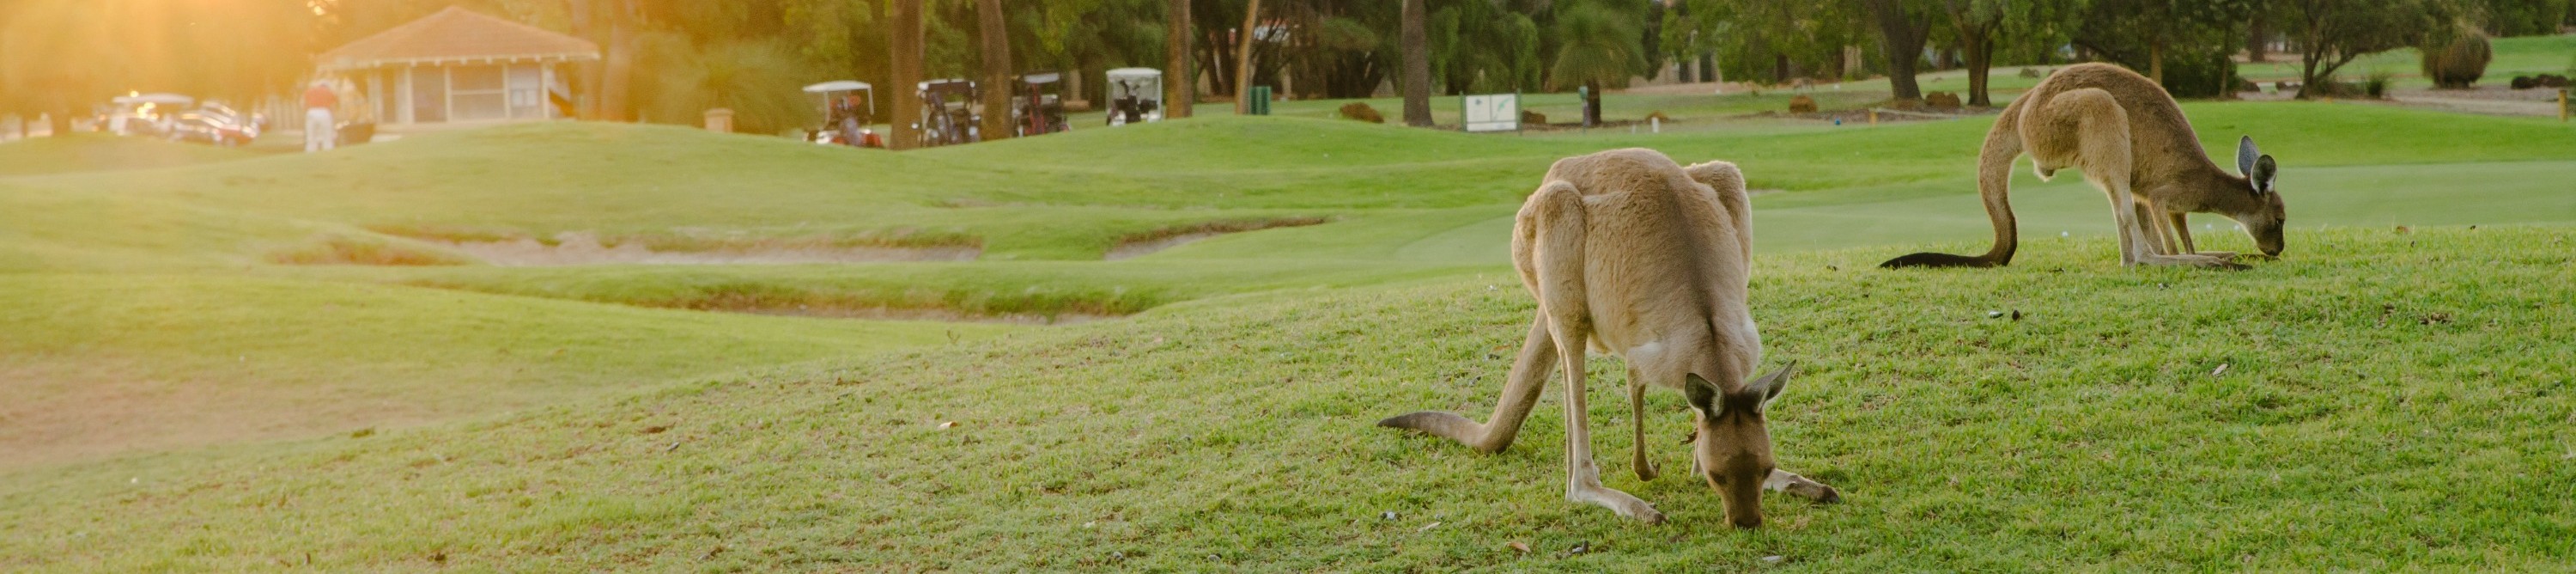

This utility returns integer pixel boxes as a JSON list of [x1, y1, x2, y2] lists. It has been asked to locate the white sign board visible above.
[[1462, 94, 1520, 132]]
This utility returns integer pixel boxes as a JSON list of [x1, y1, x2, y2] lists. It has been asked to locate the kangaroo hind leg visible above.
[[1376, 314, 1558, 453], [1525, 180, 1662, 523]]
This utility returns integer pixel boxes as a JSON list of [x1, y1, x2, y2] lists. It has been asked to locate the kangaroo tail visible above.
[[1883, 99, 2027, 269], [1378, 412, 1487, 445]]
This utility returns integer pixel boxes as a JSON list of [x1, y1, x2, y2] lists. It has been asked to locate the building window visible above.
[[507, 64, 545, 119], [451, 64, 508, 121]]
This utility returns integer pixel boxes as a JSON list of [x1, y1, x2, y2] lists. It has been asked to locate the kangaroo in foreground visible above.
[[1880, 63, 2287, 269], [1380, 149, 1838, 527]]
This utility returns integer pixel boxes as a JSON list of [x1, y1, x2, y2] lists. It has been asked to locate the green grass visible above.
[[3, 77, 2574, 570], [0, 133, 268, 176], [0, 273, 1011, 468], [5, 229, 2571, 571], [2241, 33, 2576, 89]]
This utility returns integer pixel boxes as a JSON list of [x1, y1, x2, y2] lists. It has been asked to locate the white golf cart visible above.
[[803, 80, 878, 147], [106, 93, 194, 137], [1103, 68, 1163, 126]]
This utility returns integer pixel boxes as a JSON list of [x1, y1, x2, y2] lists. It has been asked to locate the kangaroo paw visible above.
[[1634, 460, 1659, 482]]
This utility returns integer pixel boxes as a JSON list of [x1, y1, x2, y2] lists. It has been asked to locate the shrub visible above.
[[2421, 27, 2492, 89], [2364, 71, 2394, 98], [1787, 95, 1818, 113], [1337, 102, 1384, 123]]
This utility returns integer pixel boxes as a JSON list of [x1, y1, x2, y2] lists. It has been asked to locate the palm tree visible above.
[[1550, 1, 1645, 127]]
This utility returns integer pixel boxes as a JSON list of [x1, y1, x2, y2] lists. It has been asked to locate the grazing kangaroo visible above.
[[1880, 63, 2287, 269], [1379, 149, 1838, 527]]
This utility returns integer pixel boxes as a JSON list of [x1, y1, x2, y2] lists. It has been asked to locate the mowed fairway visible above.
[[1, 89, 2573, 570]]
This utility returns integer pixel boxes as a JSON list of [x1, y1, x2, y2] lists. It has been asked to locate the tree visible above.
[[1167, 0, 1194, 119], [1236, 0, 1263, 113], [2272, 0, 2427, 97], [978, 0, 1013, 139], [1551, 0, 1647, 126], [1860, 0, 1937, 101], [598, 0, 643, 121], [1400, 0, 1432, 125], [0, 0, 313, 136], [2069, 0, 2251, 97], [1429, 0, 1541, 94], [1940, 0, 2006, 107], [890, 0, 924, 149]]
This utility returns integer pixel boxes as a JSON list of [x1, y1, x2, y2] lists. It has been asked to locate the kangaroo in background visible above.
[[1881, 63, 2287, 270], [1379, 149, 1838, 527]]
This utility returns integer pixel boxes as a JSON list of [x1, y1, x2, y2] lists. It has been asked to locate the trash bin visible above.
[[704, 108, 735, 133], [1249, 86, 1272, 115]]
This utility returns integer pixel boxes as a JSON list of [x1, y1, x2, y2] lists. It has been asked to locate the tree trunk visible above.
[[598, 0, 640, 121], [568, 0, 603, 119], [1166, 0, 1193, 118], [2247, 12, 2268, 63], [978, 0, 1012, 140], [1864, 0, 1929, 101], [1963, 28, 1994, 107], [1400, 0, 1431, 126], [2148, 29, 2166, 85], [1700, 52, 1716, 83], [46, 109, 70, 137], [889, 0, 923, 150], [1236, 0, 1262, 114]]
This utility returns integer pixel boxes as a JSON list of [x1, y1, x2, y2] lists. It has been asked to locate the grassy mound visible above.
[[6, 228, 2569, 571], [0, 134, 264, 176]]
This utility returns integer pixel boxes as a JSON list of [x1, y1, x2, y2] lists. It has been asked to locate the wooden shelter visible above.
[[316, 7, 599, 126]]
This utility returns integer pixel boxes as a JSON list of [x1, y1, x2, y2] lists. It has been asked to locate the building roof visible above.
[[318, 7, 599, 71]]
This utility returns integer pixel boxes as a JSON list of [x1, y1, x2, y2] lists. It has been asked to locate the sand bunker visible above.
[[1104, 217, 1328, 260], [447, 233, 980, 266]]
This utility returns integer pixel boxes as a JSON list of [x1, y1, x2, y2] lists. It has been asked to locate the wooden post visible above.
[[2561, 89, 2568, 123], [1235, 0, 1261, 114]]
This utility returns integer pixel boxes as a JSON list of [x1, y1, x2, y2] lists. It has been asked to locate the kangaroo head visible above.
[[1684, 361, 1795, 528], [2234, 136, 2287, 257]]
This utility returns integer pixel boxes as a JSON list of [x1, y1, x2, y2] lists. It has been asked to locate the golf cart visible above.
[[915, 79, 981, 147], [1103, 68, 1163, 126], [104, 93, 193, 137], [803, 80, 879, 148], [1012, 72, 1069, 137], [169, 101, 265, 147]]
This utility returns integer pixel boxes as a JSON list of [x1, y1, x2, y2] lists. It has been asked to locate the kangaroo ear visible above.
[[1684, 373, 1721, 416], [2236, 136, 2260, 177], [1749, 360, 1799, 411], [2251, 155, 2278, 194]]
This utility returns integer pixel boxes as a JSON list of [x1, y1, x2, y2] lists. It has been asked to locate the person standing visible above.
[[303, 82, 338, 152]]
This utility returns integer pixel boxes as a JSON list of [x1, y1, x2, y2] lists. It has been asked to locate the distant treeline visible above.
[[3, 0, 2568, 136]]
